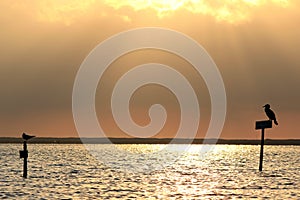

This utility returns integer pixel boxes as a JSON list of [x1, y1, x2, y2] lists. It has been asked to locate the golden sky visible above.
[[11, 0, 290, 24], [1, 0, 300, 139]]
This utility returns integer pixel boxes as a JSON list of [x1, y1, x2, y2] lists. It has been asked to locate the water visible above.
[[0, 144, 299, 199]]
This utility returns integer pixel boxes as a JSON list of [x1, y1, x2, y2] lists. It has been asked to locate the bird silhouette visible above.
[[263, 104, 278, 125], [22, 132, 36, 141]]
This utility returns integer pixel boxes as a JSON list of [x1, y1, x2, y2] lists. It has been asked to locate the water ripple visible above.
[[0, 144, 299, 199]]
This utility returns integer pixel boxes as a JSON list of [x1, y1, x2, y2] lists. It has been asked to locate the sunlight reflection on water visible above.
[[0, 144, 299, 199]]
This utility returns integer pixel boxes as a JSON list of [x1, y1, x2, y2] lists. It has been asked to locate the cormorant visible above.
[[263, 104, 278, 125], [22, 132, 36, 141]]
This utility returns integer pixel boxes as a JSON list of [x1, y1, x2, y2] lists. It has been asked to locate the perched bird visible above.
[[22, 132, 36, 141], [263, 104, 278, 125]]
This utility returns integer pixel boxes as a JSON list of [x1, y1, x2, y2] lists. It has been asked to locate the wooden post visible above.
[[259, 128, 265, 171], [20, 141, 28, 178], [255, 120, 272, 172], [23, 141, 28, 178]]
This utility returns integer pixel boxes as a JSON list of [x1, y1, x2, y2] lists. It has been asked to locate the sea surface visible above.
[[0, 144, 299, 199]]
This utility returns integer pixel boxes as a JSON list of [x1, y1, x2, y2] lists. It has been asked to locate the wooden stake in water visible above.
[[259, 128, 265, 171], [20, 141, 28, 178], [255, 120, 272, 172]]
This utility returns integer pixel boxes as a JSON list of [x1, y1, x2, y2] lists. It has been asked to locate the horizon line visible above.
[[1, 137, 300, 145]]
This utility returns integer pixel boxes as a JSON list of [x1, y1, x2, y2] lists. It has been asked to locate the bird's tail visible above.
[[274, 119, 278, 125]]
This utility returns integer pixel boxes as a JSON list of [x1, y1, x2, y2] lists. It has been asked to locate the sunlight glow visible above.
[[104, 0, 290, 23], [13, 0, 291, 24], [35, 0, 97, 25]]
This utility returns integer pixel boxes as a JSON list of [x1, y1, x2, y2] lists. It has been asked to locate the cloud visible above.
[[10, 0, 98, 25], [8, 0, 291, 25], [103, 0, 291, 23]]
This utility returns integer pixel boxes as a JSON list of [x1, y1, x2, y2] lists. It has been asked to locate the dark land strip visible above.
[[1, 137, 300, 145]]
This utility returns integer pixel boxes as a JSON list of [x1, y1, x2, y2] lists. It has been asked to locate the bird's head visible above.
[[263, 104, 270, 109]]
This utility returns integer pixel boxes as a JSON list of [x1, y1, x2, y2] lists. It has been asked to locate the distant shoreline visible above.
[[1, 137, 300, 145]]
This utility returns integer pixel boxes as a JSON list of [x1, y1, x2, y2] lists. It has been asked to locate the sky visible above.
[[1, 0, 300, 139]]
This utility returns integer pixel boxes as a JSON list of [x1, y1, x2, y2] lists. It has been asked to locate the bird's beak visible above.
[[263, 105, 266, 108]]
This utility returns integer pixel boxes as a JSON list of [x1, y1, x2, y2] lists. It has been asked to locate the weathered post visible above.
[[259, 128, 265, 171], [255, 120, 272, 171], [20, 141, 28, 178]]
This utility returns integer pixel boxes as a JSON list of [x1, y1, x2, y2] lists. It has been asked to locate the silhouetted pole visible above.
[[23, 141, 28, 178], [20, 141, 28, 178], [255, 120, 272, 172], [20, 133, 36, 178], [259, 128, 265, 171]]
